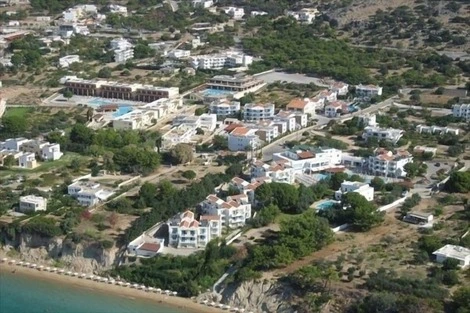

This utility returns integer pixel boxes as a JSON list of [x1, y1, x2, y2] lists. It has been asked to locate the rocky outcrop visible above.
[[215, 279, 296, 313], [0, 232, 119, 273]]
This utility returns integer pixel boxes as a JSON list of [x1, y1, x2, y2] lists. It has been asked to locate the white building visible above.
[[355, 84, 383, 98], [172, 113, 217, 131], [18, 152, 37, 169], [287, 8, 319, 24], [201, 194, 252, 229], [0, 137, 30, 151], [6, 139, 63, 161], [108, 4, 128, 16], [416, 125, 459, 136], [168, 49, 191, 59], [59, 55, 80, 68], [413, 146, 437, 156], [41, 143, 63, 161], [362, 126, 404, 144], [318, 89, 338, 103], [190, 52, 253, 69], [251, 11, 268, 17], [358, 113, 377, 127], [110, 38, 134, 62], [228, 126, 260, 151], [127, 234, 164, 257], [275, 110, 307, 132], [224, 7, 245, 20], [273, 145, 342, 174], [366, 148, 413, 178], [162, 125, 197, 149], [330, 82, 349, 96], [19, 195, 47, 213], [191, 0, 213, 8], [68, 181, 115, 207], [335, 181, 374, 201], [243, 103, 275, 121], [113, 109, 155, 130], [254, 121, 279, 143], [325, 101, 348, 117], [209, 99, 241, 116], [167, 211, 222, 248], [286, 97, 317, 115], [433, 245, 470, 268], [251, 159, 295, 184], [452, 103, 470, 120]]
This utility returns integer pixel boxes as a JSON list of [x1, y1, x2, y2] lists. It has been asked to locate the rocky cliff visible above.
[[0, 232, 118, 273]]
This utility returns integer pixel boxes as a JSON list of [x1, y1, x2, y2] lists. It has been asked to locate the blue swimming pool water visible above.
[[202, 89, 233, 96], [112, 106, 133, 117], [313, 173, 329, 181], [88, 98, 133, 109], [317, 200, 338, 210]]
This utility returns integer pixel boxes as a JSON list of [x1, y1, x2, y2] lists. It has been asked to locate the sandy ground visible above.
[[0, 263, 224, 313]]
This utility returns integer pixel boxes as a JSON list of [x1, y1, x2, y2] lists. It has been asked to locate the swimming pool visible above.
[[112, 106, 133, 117], [316, 200, 339, 210], [88, 98, 133, 109], [202, 89, 234, 96], [313, 173, 329, 181]]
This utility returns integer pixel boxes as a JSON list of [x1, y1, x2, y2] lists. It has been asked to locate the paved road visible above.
[[261, 96, 397, 161], [393, 102, 452, 115]]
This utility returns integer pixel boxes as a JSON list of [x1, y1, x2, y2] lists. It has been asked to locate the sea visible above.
[[0, 271, 186, 313]]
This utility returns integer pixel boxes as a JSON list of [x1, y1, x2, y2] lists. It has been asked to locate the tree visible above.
[[451, 286, 470, 312], [370, 177, 385, 191], [182, 170, 196, 180], [70, 124, 94, 146], [329, 172, 349, 190], [225, 163, 243, 176], [404, 162, 427, 178], [97, 67, 112, 78], [86, 108, 94, 122], [3, 155, 16, 168], [445, 171, 470, 193], [254, 204, 281, 226], [195, 108, 205, 116], [212, 135, 228, 150], [113, 146, 161, 175], [2, 115, 27, 136], [343, 192, 383, 231], [63, 90, 73, 98], [170, 143, 194, 164]]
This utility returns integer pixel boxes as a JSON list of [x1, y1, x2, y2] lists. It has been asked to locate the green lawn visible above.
[[3, 107, 33, 118]]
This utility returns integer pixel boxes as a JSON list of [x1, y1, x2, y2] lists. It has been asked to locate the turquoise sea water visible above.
[[0, 271, 185, 313]]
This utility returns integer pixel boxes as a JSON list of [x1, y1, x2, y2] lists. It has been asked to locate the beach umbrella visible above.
[[156, 288, 162, 293], [30, 263, 37, 268], [8, 259, 15, 264], [38, 265, 44, 270], [24, 262, 30, 267], [164, 290, 170, 295], [138, 285, 146, 290], [172, 291, 177, 296], [73, 272, 79, 276], [66, 271, 73, 276], [52, 268, 58, 272], [216, 303, 223, 308], [132, 283, 139, 288], [80, 273, 86, 278], [108, 279, 115, 284], [101, 278, 108, 282], [87, 275, 94, 280], [1, 258, 7, 262], [45, 267, 51, 271], [124, 282, 131, 287], [210, 302, 216, 307], [147, 287, 154, 292], [17, 261, 23, 266], [117, 281, 124, 285]]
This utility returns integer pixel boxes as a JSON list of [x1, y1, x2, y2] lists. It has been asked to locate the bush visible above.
[[100, 240, 114, 249], [181, 170, 196, 180]]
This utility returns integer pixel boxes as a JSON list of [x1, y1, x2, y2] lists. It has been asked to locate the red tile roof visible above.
[[287, 98, 307, 109], [139, 243, 161, 252], [230, 127, 250, 136], [297, 151, 315, 159]]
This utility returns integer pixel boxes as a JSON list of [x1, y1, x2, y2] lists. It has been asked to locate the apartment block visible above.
[[209, 99, 241, 116], [335, 181, 374, 201], [224, 7, 245, 19], [206, 74, 264, 93], [68, 181, 115, 207], [19, 195, 47, 213], [273, 145, 342, 174], [366, 148, 413, 178], [452, 103, 470, 120], [330, 82, 349, 96], [362, 126, 404, 144], [243, 102, 275, 121], [190, 52, 253, 69], [191, 0, 213, 8], [228, 126, 260, 151], [200, 194, 251, 229], [18, 152, 37, 169], [325, 101, 349, 117], [167, 211, 222, 248], [251, 159, 295, 184], [416, 124, 459, 136]]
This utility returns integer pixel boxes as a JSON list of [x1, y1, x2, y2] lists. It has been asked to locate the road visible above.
[[261, 96, 397, 161], [392, 102, 452, 115]]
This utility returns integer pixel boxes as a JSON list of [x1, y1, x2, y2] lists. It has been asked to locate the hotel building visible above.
[[273, 145, 342, 174], [200, 194, 251, 229], [366, 148, 413, 178], [206, 75, 264, 93], [167, 211, 222, 248]]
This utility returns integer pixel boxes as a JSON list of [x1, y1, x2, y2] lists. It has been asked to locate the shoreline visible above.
[[0, 262, 226, 313]]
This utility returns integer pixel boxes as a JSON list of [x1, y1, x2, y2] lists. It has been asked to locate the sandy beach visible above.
[[0, 263, 225, 313]]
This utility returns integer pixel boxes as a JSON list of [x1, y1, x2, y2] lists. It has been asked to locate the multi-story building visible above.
[[286, 97, 317, 115], [108, 4, 128, 16], [206, 74, 264, 93], [362, 126, 404, 144], [318, 89, 337, 102], [273, 145, 342, 174], [41, 143, 63, 161], [335, 181, 374, 201], [325, 101, 348, 117], [416, 124, 459, 136], [167, 211, 222, 248], [62, 77, 179, 100], [172, 113, 217, 131], [228, 126, 260, 151], [224, 7, 245, 19], [209, 99, 241, 116], [330, 82, 349, 96], [413, 146, 437, 156], [200, 195, 251, 229], [110, 38, 134, 62], [112, 109, 155, 130], [0, 137, 30, 151], [275, 110, 307, 132], [251, 11, 268, 17], [452, 103, 470, 120], [68, 181, 115, 207], [254, 121, 279, 143], [366, 148, 413, 178], [18, 152, 37, 169], [19, 195, 47, 213], [358, 113, 377, 127], [243, 103, 275, 121], [162, 125, 197, 149], [191, 0, 213, 8], [251, 159, 295, 184], [168, 49, 191, 59], [190, 52, 253, 69], [355, 84, 383, 98]]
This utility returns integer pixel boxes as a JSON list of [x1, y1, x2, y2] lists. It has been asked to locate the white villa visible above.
[[358, 113, 377, 127], [286, 97, 317, 115], [335, 181, 374, 201], [452, 103, 470, 120], [190, 52, 253, 69], [273, 145, 342, 174], [127, 234, 164, 258], [251, 159, 295, 184], [59, 55, 80, 68], [433, 245, 470, 268], [200, 194, 252, 229], [275, 110, 307, 132], [325, 101, 349, 117], [224, 7, 245, 19], [228, 126, 260, 151], [362, 126, 404, 144], [366, 148, 413, 178], [167, 211, 222, 248], [287, 8, 319, 24], [68, 181, 115, 207], [19, 195, 47, 213], [355, 84, 383, 98]]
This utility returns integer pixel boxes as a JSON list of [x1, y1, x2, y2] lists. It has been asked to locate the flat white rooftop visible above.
[[433, 244, 470, 261]]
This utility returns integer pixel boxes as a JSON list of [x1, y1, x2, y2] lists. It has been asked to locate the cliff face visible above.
[[220, 280, 296, 313], [1, 232, 118, 273]]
